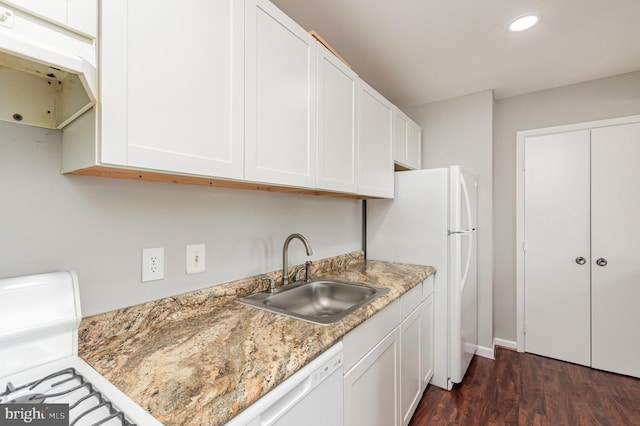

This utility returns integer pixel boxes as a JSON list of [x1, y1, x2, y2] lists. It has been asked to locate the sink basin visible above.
[[236, 279, 389, 325]]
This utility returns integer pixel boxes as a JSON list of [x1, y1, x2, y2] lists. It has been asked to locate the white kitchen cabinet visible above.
[[393, 109, 421, 170], [60, 0, 406, 200], [343, 298, 400, 426], [343, 281, 432, 426], [420, 275, 434, 391], [63, 0, 244, 180], [344, 328, 400, 426], [519, 118, 640, 379], [244, 0, 317, 188], [399, 284, 423, 426], [316, 42, 358, 193], [357, 79, 394, 198], [3, 0, 97, 37]]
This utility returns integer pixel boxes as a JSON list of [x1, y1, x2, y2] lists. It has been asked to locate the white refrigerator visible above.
[[367, 166, 478, 390]]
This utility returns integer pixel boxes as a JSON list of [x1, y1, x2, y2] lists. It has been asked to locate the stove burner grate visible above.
[[1, 368, 137, 426]]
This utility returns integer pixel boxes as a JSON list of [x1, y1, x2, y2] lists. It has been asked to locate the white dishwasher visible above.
[[226, 341, 343, 426]]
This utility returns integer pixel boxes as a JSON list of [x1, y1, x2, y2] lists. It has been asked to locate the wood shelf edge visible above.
[[66, 166, 381, 200]]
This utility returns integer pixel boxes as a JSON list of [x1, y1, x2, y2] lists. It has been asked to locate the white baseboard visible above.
[[494, 338, 517, 350], [475, 345, 494, 360], [475, 338, 517, 361]]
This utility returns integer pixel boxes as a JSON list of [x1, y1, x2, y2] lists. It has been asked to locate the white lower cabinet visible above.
[[344, 281, 431, 426], [420, 276, 434, 390], [344, 328, 400, 426], [399, 283, 423, 425], [400, 304, 423, 424]]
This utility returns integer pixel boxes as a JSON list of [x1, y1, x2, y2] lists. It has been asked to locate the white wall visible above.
[[404, 89, 494, 351], [493, 70, 640, 342], [0, 121, 362, 317]]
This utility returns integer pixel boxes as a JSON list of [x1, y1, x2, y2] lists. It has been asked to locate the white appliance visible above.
[[367, 166, 478, 390], [0, 271, 162, 425], [225, 342, 343, 426]]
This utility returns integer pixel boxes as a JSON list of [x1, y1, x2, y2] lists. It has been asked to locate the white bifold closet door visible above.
[[523, 130, 591, 367], [524, 121, 640, 378], [591, 122, 640, 378]]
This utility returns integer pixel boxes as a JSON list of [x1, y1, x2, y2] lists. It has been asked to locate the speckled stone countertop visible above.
[[78, 251, 435, 425]]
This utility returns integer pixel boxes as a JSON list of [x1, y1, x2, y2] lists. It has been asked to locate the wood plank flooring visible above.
[[409, 348, 640, 426]]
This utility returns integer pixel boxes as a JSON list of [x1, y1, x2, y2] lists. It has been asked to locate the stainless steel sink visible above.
[[236, 279, 389, 325]]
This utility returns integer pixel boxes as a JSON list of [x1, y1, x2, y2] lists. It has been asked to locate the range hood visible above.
[[0, 3, 97, 129]]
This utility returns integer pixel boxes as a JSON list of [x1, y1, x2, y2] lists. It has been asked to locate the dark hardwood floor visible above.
[[409, 348, 640, 426]]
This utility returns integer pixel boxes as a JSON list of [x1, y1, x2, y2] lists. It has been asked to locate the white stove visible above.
[[0, 271, 163, 426]]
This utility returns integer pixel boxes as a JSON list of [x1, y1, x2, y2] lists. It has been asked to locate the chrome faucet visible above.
[[282, 233, 313, 286]]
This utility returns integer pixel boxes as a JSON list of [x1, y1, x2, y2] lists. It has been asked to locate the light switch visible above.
[[186, 244, 206, 274]]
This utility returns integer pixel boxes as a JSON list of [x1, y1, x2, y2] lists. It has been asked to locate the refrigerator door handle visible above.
[[461, 173, 474, 232], [458, 172, 475, 291], [460, 232, 473, 291], [448, 228, 476, 235]]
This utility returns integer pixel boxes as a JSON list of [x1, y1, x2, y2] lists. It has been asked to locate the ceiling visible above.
[[270, 0, 640, 107]]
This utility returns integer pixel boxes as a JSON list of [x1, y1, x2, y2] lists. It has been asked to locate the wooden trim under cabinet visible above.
[[66, 166, 383, 200]]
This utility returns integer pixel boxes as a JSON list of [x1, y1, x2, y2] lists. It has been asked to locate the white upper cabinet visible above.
[[3, 0, 97, 37], [357, 79, 394, 198], [61, 0, 405, 199], [64, 0, 245, 180], [244, 0, 317, 188], [394, 108, 421, 170], [316, 42, 358, 193]]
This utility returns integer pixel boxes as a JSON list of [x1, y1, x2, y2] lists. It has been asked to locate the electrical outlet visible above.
[[186, 244, 206, 274], [142, 247, 164, 282]]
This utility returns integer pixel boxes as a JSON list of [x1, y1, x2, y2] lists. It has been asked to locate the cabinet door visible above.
[[357, 80, 394, 198], [393, 112, 408, 168], [591, 122, 640, 378], [406, 119, 421, 170], [523, 130, 591, 366], [316, 43, 357, 193], [420, 292, 433, 391], [101, 0, 244, 179], [344, 328, 400, 426], [393, 109, 421, 170], [5, 0, 66, 25], [3, 0, 96, 37], [400, 304, 422, 426], [245, 0, 316, 188]]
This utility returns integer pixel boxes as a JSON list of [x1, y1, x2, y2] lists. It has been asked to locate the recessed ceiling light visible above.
[[509, 14, 540, 32]]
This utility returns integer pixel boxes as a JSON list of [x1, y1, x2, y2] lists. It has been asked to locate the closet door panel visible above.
[[523, 130, 591, 366], [591, 122, 640, 378]]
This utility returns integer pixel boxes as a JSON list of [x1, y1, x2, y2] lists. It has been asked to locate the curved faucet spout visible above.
[[282, 233, 313, 286]]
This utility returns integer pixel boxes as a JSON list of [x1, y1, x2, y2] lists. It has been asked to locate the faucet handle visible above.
[[294, 261, 313, 283], [304, 261, 312, 283], [294, 266, 305, 283], [262, 277, 276, 293]]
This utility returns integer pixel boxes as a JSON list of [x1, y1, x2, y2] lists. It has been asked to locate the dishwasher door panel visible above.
[[225, 342, 343, 426]]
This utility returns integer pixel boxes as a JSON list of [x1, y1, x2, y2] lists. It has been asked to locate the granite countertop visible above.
[[79, 252, 435, 425]]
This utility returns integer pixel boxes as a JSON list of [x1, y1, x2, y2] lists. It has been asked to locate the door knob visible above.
[[596, 258, 608, 267], [575, 257, 586, 265]]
